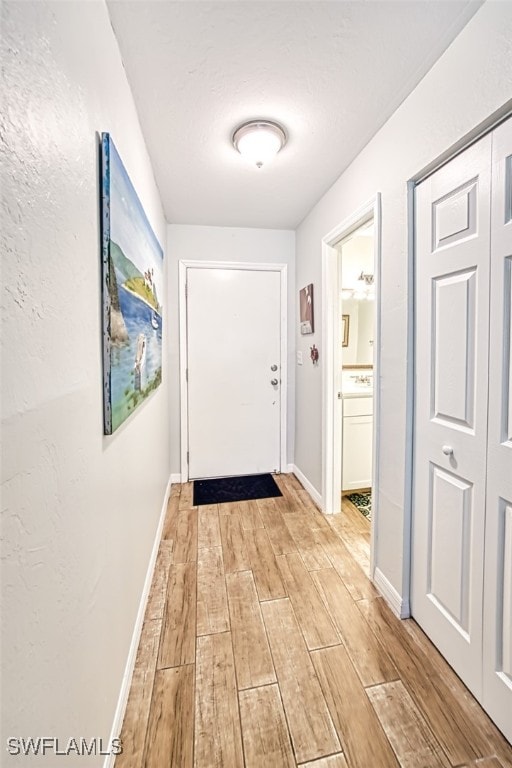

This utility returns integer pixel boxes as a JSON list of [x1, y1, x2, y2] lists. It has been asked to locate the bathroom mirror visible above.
[[339, 229, 374, 370], [341, 298, 374, 368]]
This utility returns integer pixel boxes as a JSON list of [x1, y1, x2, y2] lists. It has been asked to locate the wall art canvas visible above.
[[299, 283, 314, 334], [101, 133, 163, 434]]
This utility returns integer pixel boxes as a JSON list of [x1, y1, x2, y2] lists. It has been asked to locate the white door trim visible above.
[[179, 260, 288, 482], [411, 101, 512, 186], [321, 194, 382, 577]]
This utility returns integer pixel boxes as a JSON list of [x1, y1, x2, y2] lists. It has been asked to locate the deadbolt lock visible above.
[[270, 364, 278, 371]]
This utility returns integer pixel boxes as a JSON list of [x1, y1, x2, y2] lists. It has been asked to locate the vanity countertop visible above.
[[342, 372, 373, 398], [342, 387, 373, 399]]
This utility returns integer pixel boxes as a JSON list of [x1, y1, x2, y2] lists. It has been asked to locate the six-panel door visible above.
[[483, 117, 512, 742], [413, 135, 491, 698], [413, 118, 512, 743]]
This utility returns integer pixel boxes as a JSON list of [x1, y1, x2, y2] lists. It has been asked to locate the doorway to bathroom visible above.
[[337, 222, 375, 567], [321, 194, 381, 579]]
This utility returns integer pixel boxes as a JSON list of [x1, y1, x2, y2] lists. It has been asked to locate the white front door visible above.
[[186, 266, 282, 479], [413, 134, 492, 697], [483, 117, 512, 741]]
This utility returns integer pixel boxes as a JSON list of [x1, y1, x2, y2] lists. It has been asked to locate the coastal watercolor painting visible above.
[[101, 133, 163, 434]]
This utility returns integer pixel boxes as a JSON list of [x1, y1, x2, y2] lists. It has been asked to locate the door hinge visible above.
[[185, 281, 188, 298], [187, 451, 189, 464], [186, 368, 188, 382]]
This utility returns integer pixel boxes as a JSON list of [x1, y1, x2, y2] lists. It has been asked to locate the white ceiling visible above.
[[107, 0, 481, 230]]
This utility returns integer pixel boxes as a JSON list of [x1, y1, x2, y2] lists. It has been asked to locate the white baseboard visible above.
[[290, 464, 322, 507], [373, 567, 411, 619], [103, 474, 173, 768], [286, 463, 294, 473], [170, 473, 182, 484]]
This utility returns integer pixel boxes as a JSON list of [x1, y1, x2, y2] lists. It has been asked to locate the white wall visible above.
[[168, 225, 295, 474], [1, 2, 170, 764], [295, 1, 512, 600]]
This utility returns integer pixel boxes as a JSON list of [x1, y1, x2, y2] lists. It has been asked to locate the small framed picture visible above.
[[342, 314, 350, 347], [300, 283, 314, 335]]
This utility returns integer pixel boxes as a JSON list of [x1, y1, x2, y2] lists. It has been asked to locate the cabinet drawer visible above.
[[343, 396, 373, 417]]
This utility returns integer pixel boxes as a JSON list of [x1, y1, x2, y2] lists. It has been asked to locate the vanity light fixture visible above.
[[232, 120, 287, 168], [358, 271, 375, 287], [343, 272, 375, 301]]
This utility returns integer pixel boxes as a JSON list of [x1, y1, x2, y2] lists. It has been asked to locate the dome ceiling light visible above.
[[232, 120, 287, 168]]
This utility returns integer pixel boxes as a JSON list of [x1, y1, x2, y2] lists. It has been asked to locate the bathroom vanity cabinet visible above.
[[342, 395, 373, 491]]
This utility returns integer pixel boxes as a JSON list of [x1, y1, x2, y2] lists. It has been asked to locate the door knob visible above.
[[442, 445, 454, 456], [270, 364, 278, 371], [270, 378, 278, 386]]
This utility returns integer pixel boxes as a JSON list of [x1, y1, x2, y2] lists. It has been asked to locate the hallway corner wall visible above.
[[1, 2, 170, 764]]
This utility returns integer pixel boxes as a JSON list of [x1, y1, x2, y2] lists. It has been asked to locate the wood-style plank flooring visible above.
[[116, 476, 512, 768]]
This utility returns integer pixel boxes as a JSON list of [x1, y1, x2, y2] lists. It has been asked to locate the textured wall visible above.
[[167, 224, 296, 474], [1, 2, 170, 764], [294, 1, 512, 598]]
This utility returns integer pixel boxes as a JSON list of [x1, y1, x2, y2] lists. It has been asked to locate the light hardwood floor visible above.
[[116, 475, 512, 768]]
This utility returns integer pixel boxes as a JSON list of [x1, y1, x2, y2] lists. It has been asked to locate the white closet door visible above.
[[483, 117, 512, 742], [413, 135, 492, 697]]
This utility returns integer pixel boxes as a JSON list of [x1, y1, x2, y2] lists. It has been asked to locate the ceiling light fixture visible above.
[[232, 120, 287, 168]]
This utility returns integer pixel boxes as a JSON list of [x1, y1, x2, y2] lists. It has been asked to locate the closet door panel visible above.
[[483, 116, 512, 743], [412, 134, 491, 698]]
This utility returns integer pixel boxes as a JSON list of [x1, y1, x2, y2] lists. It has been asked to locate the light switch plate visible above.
[[297, 351, 303, 365]]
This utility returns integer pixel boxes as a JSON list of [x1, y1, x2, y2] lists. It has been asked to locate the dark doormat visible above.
[[193, 473, 282, 506]]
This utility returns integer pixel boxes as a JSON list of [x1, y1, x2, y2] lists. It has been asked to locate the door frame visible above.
[[178, 260, 288, 482], [321, 193, 382, 575]]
